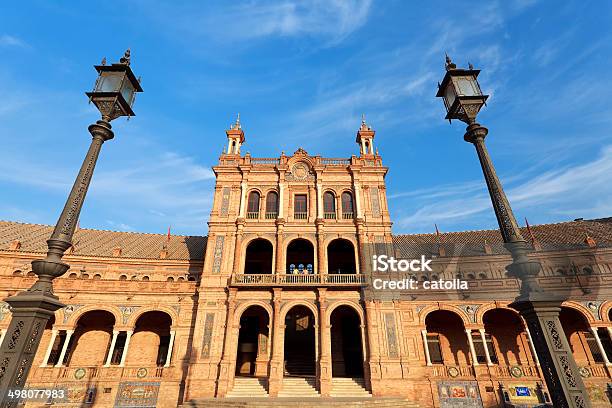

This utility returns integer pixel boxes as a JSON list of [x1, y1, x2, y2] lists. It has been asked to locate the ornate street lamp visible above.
[[436, 55, 591, 408], [0, 50, 142, 405]]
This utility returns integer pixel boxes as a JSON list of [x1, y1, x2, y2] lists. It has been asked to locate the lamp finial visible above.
[[119, 49, 131, 66], [468, 62, 474, 70], [445, 53, 456, 71]]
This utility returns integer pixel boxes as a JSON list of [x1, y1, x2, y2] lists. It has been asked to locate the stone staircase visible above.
[[278, 377, 320, 397], [226, 377, 269, 398], [183, 398, 421, 407], [330, 378, 371, 398]]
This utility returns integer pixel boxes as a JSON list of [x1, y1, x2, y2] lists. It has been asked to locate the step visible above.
[[278, 377, 320, 397], [330, 378, 371, 398], [226, 377, 268, 398], [183, 397, 421, 407]]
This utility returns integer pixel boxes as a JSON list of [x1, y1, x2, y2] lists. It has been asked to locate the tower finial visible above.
[[361, 113, 366, 124], [468, 61, 474, 70], [445, 53, 456, 71], [119, 49, 131, 66], [232, 113, 241, 130]]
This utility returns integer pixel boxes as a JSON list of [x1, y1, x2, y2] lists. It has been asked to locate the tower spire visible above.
[[225, 113, 245, 155], [356, 115, 375, 156]]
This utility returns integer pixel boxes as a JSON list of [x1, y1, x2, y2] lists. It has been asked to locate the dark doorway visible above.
[[286, 239, 314, 274], [244, 239, 273, 274], [284, 306, 316, 376], [330, 306, 364, 377], [236, 306, 269, 376], [327, 239, 356, 274]]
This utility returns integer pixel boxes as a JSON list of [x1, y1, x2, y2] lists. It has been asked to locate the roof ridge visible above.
[[0, 220, 203, 239]]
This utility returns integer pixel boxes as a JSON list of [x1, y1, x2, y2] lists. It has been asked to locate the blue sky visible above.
[[0, 1, 611, 236]]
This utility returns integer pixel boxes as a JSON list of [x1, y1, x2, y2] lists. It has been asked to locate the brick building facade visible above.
[[0, 119, 611, 407]]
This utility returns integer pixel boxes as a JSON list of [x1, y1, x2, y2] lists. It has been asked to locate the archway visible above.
[[127, 311, 172, 366], [244, 239, 273, 274], [66, 310, 115, 366], [327, 239, 356, 274], [284, 305, 316, 376], [424, 310, 470, 365], [286, 239, 314, 274], [483, 309, 529, 365], [330, 306, 363, 377], [559, 307, 608, 364], [236, 305, 270, 377]]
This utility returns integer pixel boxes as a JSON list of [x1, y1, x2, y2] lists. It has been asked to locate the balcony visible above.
[[294, 212, 308, 220], [246, 212, 259, 219], [265, 212, 278, 219], [230, 273, 367, 287], [324, 212, 336, 219], [342, 212, 354, 219]]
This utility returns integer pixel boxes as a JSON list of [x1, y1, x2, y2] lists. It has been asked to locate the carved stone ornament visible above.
[[447, 366, 459, 377], [137, 367, 148, 378], [74, 367, 86, 380], [288, 163, 311, 181], [0, 302, 11, 321], [510, 365, 524, 378], [578, 366, 591, 378]]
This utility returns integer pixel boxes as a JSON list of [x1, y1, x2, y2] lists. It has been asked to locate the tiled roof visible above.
[[391, 218, 612, 257], [1, 218, 610, 261], [0, 221, 206, 261]]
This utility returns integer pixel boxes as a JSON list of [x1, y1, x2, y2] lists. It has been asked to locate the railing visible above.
[[429, 365, 475, 378], [581, 363, 609, 378], [321, 158, 350, 165], [324, 212, 336, 219], [251, 158, 280, 165], [246, 212, 259, 219], [33, 366, 177, 382], [494, 365, 539, 377], [294, 212, 307, 220], [231, 274, 366, 286], [265, 212, 278, 219], [342, 212, 354, 219]]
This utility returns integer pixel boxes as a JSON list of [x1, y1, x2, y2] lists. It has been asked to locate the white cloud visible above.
[[395, 145, 612, 232], [0, 34, 27, 48]]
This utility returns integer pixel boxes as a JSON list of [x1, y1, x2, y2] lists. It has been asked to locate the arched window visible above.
[[119, 275, 127, 281], [323, 192, 336, 219], [69, 273, 78, 279], [12, 270, 22, 276], [341, 192, 354, 219], [81, 273, 89, 279], [266, 191, 279, 219], [26, 271, 36, 277], [93, 274, 102, 280], [142, 276, 150, 281], [167, 277, 174, 282], [247, 191, 260, 219]]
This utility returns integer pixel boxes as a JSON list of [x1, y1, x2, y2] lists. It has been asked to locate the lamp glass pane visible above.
[[444, 82, 456, 110], [455, 76, 480, 96], [97, 72, 124, 92], [120, 79, 135, 106]]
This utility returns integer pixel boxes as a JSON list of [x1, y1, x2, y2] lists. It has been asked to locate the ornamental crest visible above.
[[287, 162, 314, 181]]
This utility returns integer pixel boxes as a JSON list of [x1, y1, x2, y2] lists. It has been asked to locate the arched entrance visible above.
[[330, 306, 363, 377], [284, 305, 316, 376], [483, 308, 530, 365], [424, 310, 471, 365], [327, 239, 356, 274], [560, 307, 610, 364], [236, 305, 270, 377], [127, 311, 172, 366], [66, 310, 115, 366], [244, 239, 273, 274], [286, 239, 314, 274]]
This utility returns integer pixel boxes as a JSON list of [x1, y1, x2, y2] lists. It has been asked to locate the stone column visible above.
[[119, 330, 133, 367], [465, 329, 479, 366], [278, 183, 285, 219], [55, 329, 74, 367], [40, 329, 58, 367], [233, 221, 245, 274], [353, 181, 362, 218], [318, 289, 332, 396], [525, 326, 540, 366], [316, 219, 325, 275], [421, 329, 432, 366], [308, 185, 316, 222], [239, 181, 247, 217], [478, 328, 493, 366], [364, 301, 380, 395], [217, 290, 238, 397], [275, 221, 285, 274], [164, 330, 176, 367], [104, 330, 119, 367], [268, 289, 284, 397], [589, 327, 610, 365], [316, 181, 323, 219]]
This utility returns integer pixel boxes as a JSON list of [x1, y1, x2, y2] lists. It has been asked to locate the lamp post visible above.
[[0, 50, 142, 405], [436, 55, 591, 407]]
